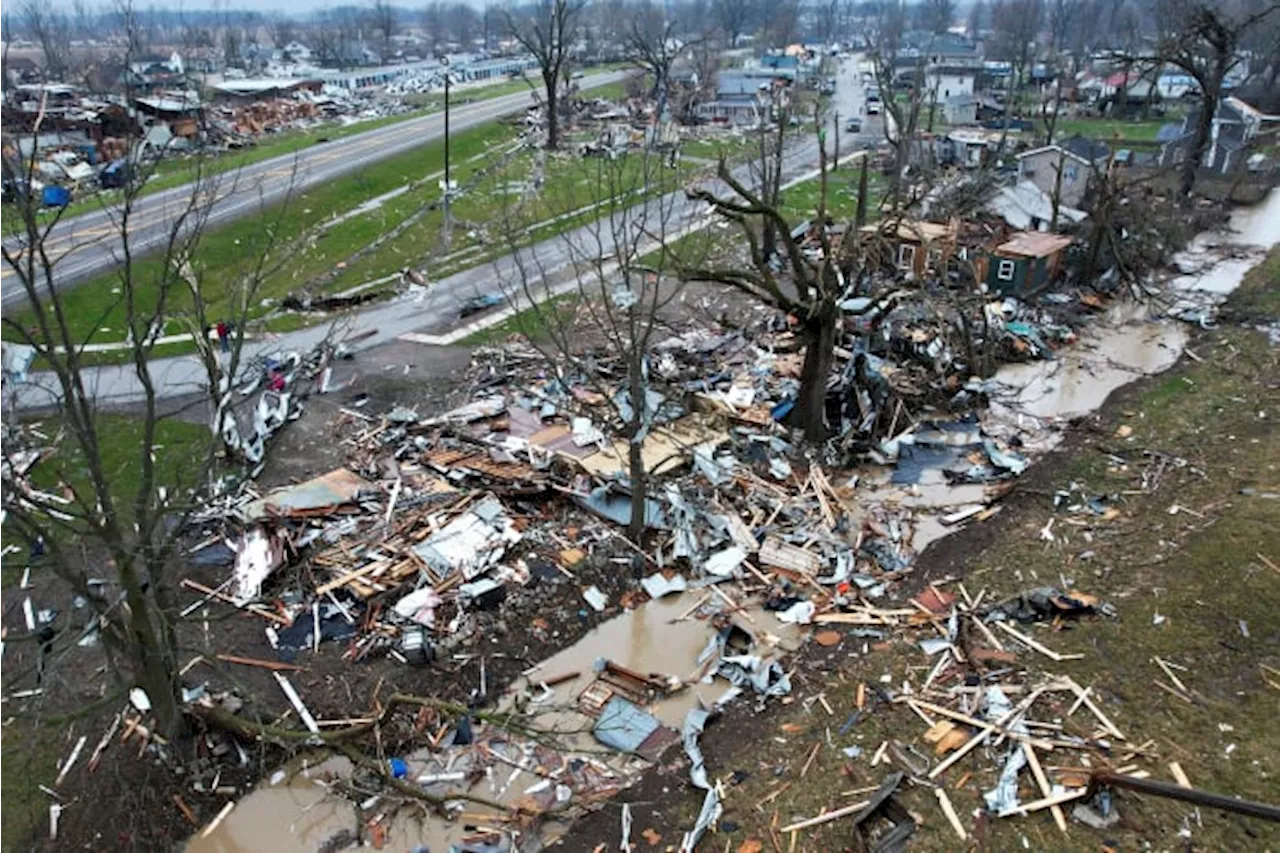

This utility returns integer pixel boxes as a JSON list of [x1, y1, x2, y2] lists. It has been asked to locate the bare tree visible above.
[[627, 2, 703, 126], [20, 0, 72, 81], [967, 0, 988, 35], [446, 2, 482, 47], [868, 3, 930, 213], [762, 0, 801, 47], [1041, 0, 1076, 145], [267, 12, 296, 49], [0, 86, 303, 738], [712, 0, 756, 48], [1150, 0, 1280, 201], [370, 0, 398, 61], [422, 0, 444, 51], [506, 0, 585, 151], [677, 139, 890, 442], [989, 0, 1044, 151], [482, 2, 502, 49], [493, 150, 693, 538], [920, 0, 956, 33]]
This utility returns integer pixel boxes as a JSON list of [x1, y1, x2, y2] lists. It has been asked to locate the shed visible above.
[[983, 232, 1072, 294]]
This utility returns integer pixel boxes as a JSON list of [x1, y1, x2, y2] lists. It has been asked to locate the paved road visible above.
[[10, 59, 871, 411], [0, 70, 631, 307]]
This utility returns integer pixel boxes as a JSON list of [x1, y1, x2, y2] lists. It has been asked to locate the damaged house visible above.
[[1158, 96, 1280, 174], [861, 219, 960, 279], [978, 232, 1073, 296], [1015, 135, 1110, 208]]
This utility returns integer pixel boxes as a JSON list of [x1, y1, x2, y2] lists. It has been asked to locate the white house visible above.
[[928, 66, 975, 102]]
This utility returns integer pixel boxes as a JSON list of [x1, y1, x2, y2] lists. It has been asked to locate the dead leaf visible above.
[[1115, 424, 1134, 438], [641, 827, 661, 845], [738, 840, 764, 853], [780, 723, 807, 734]]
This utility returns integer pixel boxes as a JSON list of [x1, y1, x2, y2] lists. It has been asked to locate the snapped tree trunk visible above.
[[787, 305, 839, 443]]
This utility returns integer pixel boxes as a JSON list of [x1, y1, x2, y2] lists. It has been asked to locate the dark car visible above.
[[2, 176, 34, 203], [99, 159, 130, 189], [458, 293, 506, 318]]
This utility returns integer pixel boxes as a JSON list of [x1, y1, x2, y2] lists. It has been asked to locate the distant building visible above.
[[928, 66, 976, 102], [1014, 135, 1110, 207], [697, 72, 768, 124]]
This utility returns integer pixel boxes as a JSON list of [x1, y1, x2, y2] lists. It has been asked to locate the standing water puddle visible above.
[[188, 190, 1279, 852]]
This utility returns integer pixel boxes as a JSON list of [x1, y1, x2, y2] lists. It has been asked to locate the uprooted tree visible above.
[[506, 0, 586, 151]]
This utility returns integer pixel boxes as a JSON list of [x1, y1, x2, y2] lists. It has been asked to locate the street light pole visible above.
[[443, 56, 452, 250]]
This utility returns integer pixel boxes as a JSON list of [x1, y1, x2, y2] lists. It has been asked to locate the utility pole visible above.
[[833, 108, 839, 171], [442, 55, 452, 249]]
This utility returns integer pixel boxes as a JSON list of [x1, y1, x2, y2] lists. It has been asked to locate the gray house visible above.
[[1158, 97, 1278, 174], [697, 72, 767, 124], [1014, 135, 1110, 208]]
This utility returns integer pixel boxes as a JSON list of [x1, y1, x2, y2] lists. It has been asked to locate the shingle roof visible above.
[[1060, 135, 1110, 162]]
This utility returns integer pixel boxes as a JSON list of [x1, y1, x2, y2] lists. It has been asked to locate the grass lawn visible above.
[[1047, 117, 1168, 142], [780, 164, 886, 223], [7, 116, 719, 365], [5, 120, 520, 350]]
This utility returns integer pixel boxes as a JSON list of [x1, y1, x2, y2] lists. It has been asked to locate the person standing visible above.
[[216, 320, 229, 354]]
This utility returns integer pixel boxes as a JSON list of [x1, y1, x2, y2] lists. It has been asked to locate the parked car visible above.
[[458, 293, 506, 318], [99, 159, 130, 189], [846, 117, 863, 133]]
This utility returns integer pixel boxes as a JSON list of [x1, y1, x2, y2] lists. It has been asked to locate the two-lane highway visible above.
[[0, 70, 630, 308]]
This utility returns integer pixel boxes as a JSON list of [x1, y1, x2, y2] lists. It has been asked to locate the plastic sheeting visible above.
[[678, 708, 721, 853]]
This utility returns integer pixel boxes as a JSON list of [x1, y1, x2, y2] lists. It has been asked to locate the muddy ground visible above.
[[4, 251, 1278, 852], [0, 284, 759, 851], [557, 254, 1280, 851]]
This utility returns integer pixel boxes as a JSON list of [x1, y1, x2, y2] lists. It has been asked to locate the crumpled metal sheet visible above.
[[679, 707, 722, 853], [982, 686, 1029, 813], [715, 654, 792, 697]]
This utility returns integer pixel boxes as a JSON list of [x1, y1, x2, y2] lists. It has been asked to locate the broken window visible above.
[[898, 243, 917, 271]]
